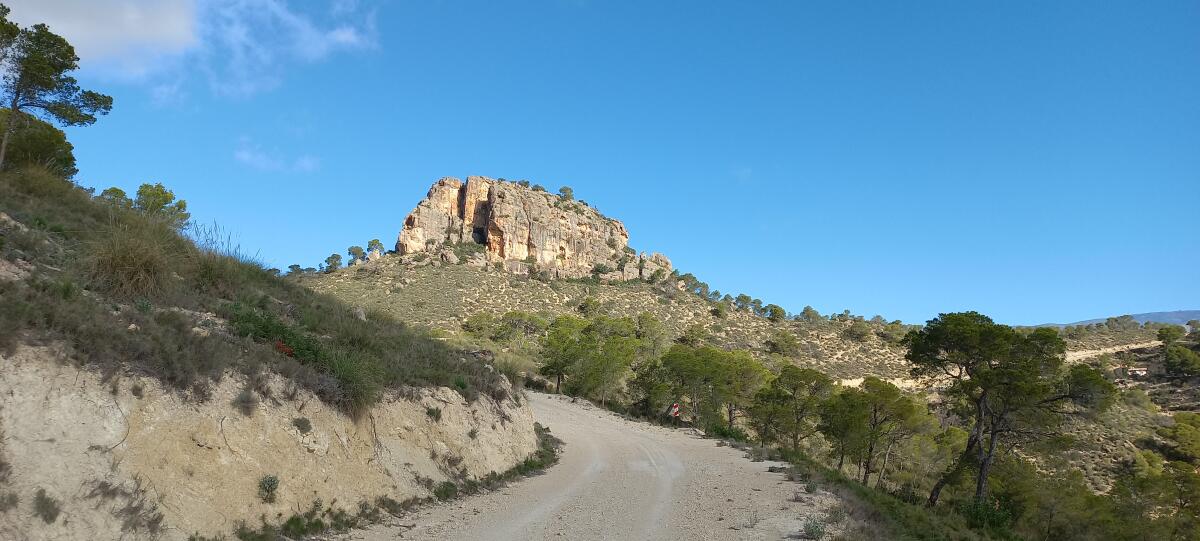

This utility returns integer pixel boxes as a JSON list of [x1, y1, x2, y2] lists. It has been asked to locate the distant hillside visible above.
[[1044, 310, 1200, 327], [308, 176, 1162, 381]]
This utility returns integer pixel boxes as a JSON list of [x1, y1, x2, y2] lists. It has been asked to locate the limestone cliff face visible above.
[[397, 176, 671, 280]]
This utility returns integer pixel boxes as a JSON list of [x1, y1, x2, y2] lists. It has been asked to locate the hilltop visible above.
[[307, 176, 1159, 380]]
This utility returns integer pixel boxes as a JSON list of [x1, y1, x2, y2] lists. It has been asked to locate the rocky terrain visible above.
[[396, 176, 672, 281]]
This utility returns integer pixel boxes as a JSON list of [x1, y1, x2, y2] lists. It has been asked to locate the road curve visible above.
[[353, 393, 834, 541]]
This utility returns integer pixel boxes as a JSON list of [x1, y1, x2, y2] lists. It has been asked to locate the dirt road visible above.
[[351, 393, 836, 541]]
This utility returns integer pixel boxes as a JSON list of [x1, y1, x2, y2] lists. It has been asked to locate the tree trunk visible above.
[[927, 426, 981, 507], [876, 439, 895, 489], [837, 452, 845, 471], [0, 95, 22, 172], [0, 116, 14, 172], [861, 438, 877, 485], [928, 395, 986, 507], [974, 431, 1000, 503], [555, 374, 561, 394]]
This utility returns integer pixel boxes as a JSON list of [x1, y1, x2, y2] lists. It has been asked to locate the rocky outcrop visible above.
[[397, 176, 671, 280]]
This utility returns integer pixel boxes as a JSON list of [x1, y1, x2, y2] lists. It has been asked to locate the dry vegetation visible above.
[[0, 166, 511, 415], [305, 256, 912, 379]]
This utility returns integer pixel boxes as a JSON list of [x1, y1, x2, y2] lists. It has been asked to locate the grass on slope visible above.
[[0, 167, 508, 414], [306, 257, 914, 379]]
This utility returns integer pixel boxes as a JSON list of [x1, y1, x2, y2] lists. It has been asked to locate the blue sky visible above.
[[10, 1, 1199, 325]]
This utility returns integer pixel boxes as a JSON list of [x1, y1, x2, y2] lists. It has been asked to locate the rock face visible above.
[[397, 176, 671, 280]]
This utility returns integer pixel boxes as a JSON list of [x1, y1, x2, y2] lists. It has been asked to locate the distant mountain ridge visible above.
[[1040, 310, 1200, 327]]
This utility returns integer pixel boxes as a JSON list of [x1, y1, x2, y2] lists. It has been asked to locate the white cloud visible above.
[[5, 0, 376, 97], [234, 137, 319, 173], [5, 0, 198, 79]]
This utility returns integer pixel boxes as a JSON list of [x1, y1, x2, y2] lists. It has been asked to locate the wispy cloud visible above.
[[234, 137, 319, 173], [5, 0, 377, 98], [198, 0, 377, 97]]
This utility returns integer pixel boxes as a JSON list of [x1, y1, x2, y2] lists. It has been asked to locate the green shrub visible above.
[[433, 481, 457, 501], [766, 329, 802, 356], [0, 111, 78, 177], [292, 417, 312, 434], [1165, 344, 1200, 376], [706, 423, 751, 442], [462, 312, 496, 337], [802, 516, 826, 539], [0, 492, 17, 513], [258, 475, 279, 503], [33, 488, 60, 523], [1122, 389, 1156, 411], [233, 389, 258, 416], [425, 407, 442, 422], [844, 321, 872, 342], [451, 242, 485, 260]]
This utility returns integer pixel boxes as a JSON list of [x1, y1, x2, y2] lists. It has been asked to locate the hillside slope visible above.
[[306, 256, 911, 379], [0, 168, 543, 540]]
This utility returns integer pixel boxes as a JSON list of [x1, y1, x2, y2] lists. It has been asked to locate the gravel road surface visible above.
[[350, 393, 836, 541]]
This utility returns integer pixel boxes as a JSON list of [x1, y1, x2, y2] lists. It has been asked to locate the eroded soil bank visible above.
[[0, 345, 538, 540]]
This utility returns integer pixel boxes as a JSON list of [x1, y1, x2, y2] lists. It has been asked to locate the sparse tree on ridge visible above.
[[324, 253, 342, 272], [0, 7, 112, 170], [735, 294, 751, 311], [367, 238, 385, 255], [98, 187, 132, 209], [134, 183, 190, 228], [348, 245, 365, 262], [558, 186, 574, 201]]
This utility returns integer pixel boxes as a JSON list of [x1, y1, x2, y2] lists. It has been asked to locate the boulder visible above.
[[639, 252, 672, 281]]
